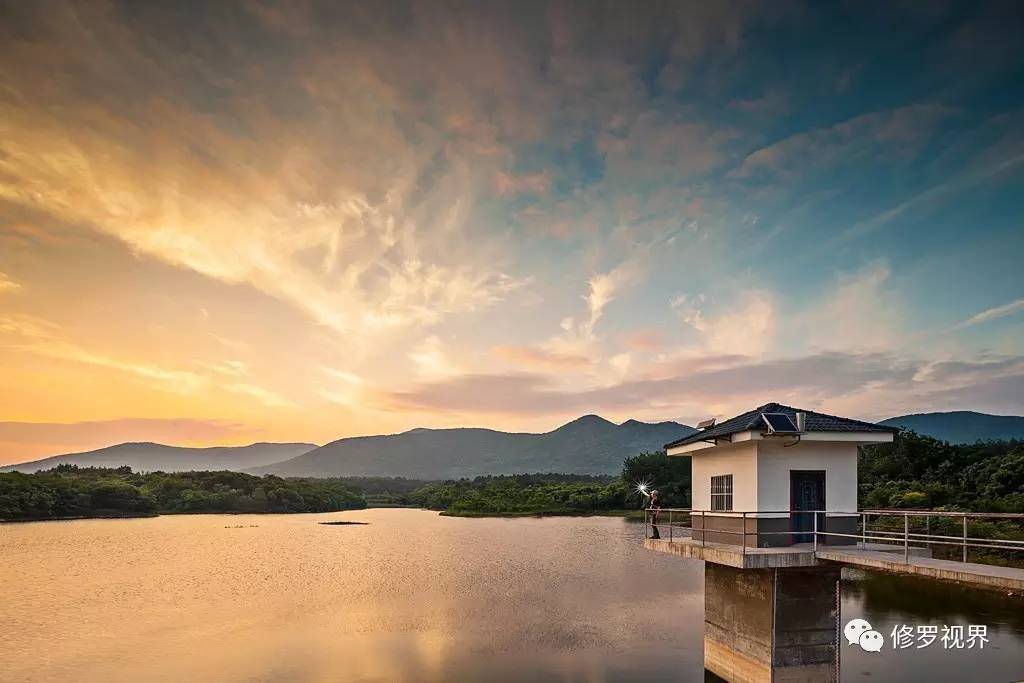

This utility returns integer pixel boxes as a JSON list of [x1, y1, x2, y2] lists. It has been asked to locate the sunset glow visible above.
[[1, 2, 1022, 464]]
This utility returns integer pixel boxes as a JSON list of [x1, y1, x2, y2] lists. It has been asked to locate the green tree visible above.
[[621, 451, 691, 508]]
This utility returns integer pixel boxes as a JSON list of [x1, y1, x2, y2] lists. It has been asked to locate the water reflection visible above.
[[1, 509, 1021, 682], [839, 567, 1024, 682]]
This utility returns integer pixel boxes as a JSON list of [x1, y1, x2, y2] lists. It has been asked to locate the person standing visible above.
[[649, 490, 662, 539]]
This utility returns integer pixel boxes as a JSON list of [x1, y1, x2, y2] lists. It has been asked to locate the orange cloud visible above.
[[494, 170, 552, 197], [620, 328, 663, 352], [493, 345, 592, 371], [0, 418, 249, 464]]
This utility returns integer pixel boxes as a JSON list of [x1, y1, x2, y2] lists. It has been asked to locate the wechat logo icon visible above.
[[845, 618, 884, 652]]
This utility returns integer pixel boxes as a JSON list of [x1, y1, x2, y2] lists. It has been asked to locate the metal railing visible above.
[[642, 508, 1024, 565]]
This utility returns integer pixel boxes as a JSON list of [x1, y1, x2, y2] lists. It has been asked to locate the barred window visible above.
[[711, 474, 733, 511]]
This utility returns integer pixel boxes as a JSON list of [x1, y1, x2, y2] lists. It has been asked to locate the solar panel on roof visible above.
[[697, 418, 716, 429], [761, 412, 799, 433]]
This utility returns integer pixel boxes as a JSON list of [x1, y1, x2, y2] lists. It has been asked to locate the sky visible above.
[[0, 1, 1022, 464]]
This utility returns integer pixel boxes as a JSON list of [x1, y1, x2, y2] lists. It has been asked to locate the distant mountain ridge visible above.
[[0, 442, 317, 474], [7, 410, 1021, 479], [250, 415, 696, 479], [880, 411, 1024, 444]]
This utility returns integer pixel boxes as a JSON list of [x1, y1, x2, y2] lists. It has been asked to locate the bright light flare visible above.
[[635, 479, 652, 497]]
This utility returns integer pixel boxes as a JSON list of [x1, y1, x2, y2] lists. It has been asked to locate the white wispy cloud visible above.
[[0, 272, 21, 292], [953, 298, 1024, 330]]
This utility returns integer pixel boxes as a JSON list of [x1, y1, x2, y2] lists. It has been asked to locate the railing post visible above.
[[925, 515, 930, 549], [742, 512, 747, 555], [669, 510, 673, 542], [814, 510, 818, 552], [861, 512, 866, 548], [701, 510, 705, 547], [644, 508, 649, 539], [962, 516, 968, 563], [904, 514, 909, 563]]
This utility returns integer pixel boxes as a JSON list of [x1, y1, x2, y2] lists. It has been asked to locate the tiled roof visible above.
[[664, 402, 898, 449]]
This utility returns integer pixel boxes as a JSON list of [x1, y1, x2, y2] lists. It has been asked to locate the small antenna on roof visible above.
[[697, 417, 716, 430]]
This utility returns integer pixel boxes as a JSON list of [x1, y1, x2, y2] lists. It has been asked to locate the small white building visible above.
[[664, 402, 896, 547]]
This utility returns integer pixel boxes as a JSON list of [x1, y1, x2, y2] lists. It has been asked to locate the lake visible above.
[[2, 509, 1022, 682]]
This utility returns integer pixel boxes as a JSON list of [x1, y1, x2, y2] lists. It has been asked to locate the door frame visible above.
[[790, 470, 826, 544]]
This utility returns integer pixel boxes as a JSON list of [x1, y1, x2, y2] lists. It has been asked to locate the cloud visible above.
[[620, 328, 664, 353], [195, 359, 249, 377], [0, 417, 249, 465], [801, 263, 903, 353], [0, 272, 21, 292], [920, 371, 1024, 413], [671, 293, 708, 332], [408, 335, 460, 379], [733, 105, 958, 178], [221, 383, 296, 409], [729, 91, 789, 116], [0, 2, 539, 354], [317, 367, 367, 408], [494, 170, 552, 197], [0, 417, 246, 446], [0, 2, 1022, 438], [825, 150, 1024, 249], [1, 314, 205, 394], [493, 345, 592, 371], [831, 355, 1024, 420], [384, 352, 921, 417], [672, 290, 776, 356], [638, 353, 751, 380], [598, 111, 739, 183], [953, 298, 1024, 330], [585, 272, 620, 335], [582, 258, 648, 337], [0, 314, 294, 408]]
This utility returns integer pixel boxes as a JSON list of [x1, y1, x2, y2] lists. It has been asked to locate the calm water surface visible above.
[[2, 509, 1022, 682]]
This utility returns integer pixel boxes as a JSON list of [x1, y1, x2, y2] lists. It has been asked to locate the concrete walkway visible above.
[[815, 547, 1024, 592], [645, 537, 819, 569], [645, 537, 1023, 591]]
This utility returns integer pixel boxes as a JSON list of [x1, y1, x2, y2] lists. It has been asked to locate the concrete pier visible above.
[[646, 537, 1023, 592], [704, 564, 839, 683], [816, 547, 1024, 592]]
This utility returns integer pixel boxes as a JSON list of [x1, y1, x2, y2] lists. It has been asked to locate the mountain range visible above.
[[0, 442, 317, 474], [3, 410, 1021, 478], [880, 411, 1024, 445], [251, 415, 694, 479]]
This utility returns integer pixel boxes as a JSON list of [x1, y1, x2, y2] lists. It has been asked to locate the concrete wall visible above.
[[691, 441, 758, 511], [704, 563, 839, 683], [704, 565, 774, 682], [771, 567, 841, 682], [755, 441, 858, 514], [693, 515, 792, 548]]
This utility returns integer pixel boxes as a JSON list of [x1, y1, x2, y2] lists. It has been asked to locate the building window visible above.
[[711, 474, 733, 511]]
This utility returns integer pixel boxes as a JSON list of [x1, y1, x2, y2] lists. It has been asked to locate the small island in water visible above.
[[319, 520, 369, 525]]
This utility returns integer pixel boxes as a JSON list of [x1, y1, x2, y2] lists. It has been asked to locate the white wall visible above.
[[755, 441, 858, 514], [690, 441, 758, 511]]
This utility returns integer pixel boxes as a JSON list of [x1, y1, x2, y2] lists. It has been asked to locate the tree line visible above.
[[0, 466, 365, 520], [3, 431, 1021, 521], [405, 432, 1024, 516]]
